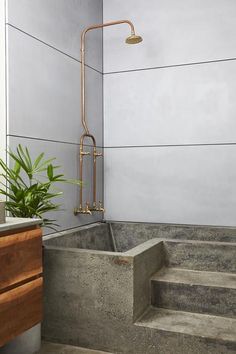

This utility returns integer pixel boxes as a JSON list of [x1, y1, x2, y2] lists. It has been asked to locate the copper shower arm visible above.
[[80, 20, 136, 134], [81, 19, 135, 43]]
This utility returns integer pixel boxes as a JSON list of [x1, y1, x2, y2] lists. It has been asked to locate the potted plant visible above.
[[0, 144, 80, 230]]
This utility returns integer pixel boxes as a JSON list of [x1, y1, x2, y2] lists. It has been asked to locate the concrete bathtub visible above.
[[42, 222, 236, 354], [42, 222, 164, 344]]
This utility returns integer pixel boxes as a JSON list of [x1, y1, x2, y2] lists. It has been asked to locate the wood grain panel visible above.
[[0, 277, 43, 347], [0, 228, 42, 291]]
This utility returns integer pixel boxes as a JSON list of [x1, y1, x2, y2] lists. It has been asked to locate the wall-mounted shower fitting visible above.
[[75, 133, 104, 215], [74, 20, 143, 215]]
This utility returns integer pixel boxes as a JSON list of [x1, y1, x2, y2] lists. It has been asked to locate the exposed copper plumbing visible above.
[[74, 20, 143, 215]]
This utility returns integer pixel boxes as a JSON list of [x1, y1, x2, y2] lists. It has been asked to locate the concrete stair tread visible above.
[[151, 267, 236, 289], [136, 307, 236, 342]]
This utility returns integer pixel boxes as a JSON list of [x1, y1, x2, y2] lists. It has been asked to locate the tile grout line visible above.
[[6, 23, 103, 75], [103, 142, 236, 149], [104, 57, 236, 75], [8, 135, 236, 149], [7, 134, 104, 148]]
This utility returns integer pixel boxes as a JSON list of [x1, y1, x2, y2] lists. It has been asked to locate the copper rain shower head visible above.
[[125, 34, 143, 44]]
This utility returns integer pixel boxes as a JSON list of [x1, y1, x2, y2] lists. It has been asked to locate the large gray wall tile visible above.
[[0, 0, 6, 162], [7, 26, 103, 146], [103, 0, 236, 226], [9, 136, 103, 234], [103, 0, 236, 73], [7, 0, 103, 71], [104, 60, 236, 147], [104, 146, 236, 226]]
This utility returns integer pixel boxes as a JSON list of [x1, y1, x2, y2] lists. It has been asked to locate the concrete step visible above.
[[164, 240, 236, 273], [135, 307, 236, 345], [151, 268, 236, 318]]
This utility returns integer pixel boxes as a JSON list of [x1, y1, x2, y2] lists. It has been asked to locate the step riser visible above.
[[152, 281, 236, 318], [164, 241, 236, 273], [135, 307, 236, 354]]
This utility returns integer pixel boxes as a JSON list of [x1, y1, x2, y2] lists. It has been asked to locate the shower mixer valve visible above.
[[91, 201, 105, 212], [94, 151, 103, 158], [74, 202, 92, 215], [81, 150, 91, 156], [74, 201, 105, 215], [85, 202, 92, 215], [98, 201, 105, 212]]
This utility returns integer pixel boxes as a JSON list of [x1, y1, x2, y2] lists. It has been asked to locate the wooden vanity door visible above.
[[0, 226, 43, 347]]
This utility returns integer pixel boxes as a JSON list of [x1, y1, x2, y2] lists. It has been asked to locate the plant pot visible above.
[[0, 201, 6, 224]]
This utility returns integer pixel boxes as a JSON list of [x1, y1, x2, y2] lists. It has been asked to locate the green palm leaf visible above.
[[0, 145, 81, 230]]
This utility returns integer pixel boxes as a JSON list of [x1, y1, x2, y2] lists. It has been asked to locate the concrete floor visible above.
[[37, 342, 112, 354]]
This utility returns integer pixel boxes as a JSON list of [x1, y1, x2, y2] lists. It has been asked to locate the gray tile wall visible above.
[[6, 0, 103, 71], [0, 1, 6, 165], [5, 0, 104, 234], [103, 0, 236, 226]]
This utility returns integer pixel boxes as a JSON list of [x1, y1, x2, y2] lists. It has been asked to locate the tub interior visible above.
[[43, 222, 236, 252], [43, 223, 115, 251]]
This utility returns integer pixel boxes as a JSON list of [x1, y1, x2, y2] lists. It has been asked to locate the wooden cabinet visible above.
[[0, 225, 43, 347]]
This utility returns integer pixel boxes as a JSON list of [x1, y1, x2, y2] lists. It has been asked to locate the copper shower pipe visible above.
[[74, 20, 141, 215], [80, 20, 136, 135]]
